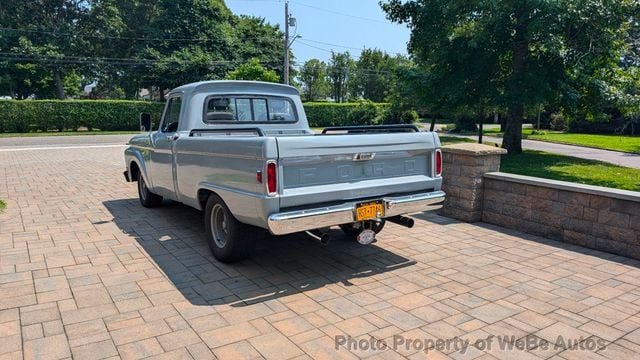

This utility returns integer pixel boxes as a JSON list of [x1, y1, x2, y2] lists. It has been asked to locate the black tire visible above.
[[137, 175, 163, 208], [340, 220, 385, 239], [204, 194, 256, 262]]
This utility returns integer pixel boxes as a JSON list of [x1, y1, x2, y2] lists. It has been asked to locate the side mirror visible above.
[[140, 113, 152, 132]]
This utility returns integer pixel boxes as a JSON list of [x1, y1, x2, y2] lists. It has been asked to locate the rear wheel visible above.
[[205, 194, 256, 262], [137, 175, 163, 208], [340, 220, 385, 240]]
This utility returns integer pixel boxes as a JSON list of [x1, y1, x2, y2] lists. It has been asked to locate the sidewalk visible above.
[[0, 134, 132, 150], [452, 134, 640, 169]]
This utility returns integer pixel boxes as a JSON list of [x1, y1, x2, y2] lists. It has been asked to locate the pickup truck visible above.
[[124, 80, 445, 262]]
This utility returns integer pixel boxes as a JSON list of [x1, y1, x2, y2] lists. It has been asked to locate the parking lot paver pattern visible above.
[[1, 146, 640, 359]]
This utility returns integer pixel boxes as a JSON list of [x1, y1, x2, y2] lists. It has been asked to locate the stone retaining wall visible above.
[[482, 172, 640, 260], [440, 143, 506, 222]]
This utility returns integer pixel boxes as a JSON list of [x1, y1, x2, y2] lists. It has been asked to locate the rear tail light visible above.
[[435, 149, 442, 177], [266, 161, 277, 195]]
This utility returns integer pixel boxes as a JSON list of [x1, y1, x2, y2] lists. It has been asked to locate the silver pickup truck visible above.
[[124, 80, 445, 262]]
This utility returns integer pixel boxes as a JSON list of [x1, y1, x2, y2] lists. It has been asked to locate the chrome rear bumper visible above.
[[267, 190, 446, 235]]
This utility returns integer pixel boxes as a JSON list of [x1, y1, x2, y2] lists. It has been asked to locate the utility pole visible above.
[[284, 0, 290, 85]]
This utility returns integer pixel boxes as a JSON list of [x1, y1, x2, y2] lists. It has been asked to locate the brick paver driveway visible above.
[[1, 144, 640, 360]]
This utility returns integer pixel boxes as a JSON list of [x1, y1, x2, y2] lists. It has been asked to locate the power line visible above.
[[0, 27, 407, 60], [0, 51, 397, 76], [228, 0, 397, 25], [0, 27, 266, 43], [0, 52, 286, 69], [296, 40, 335, 54], [299, 38, 407, 58], [296, 38, 407, 61], [289, 1, 393, 25], [300, 38, 363, 52]]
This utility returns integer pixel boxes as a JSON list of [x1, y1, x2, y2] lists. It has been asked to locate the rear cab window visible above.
[[204, 95, 298, 123]]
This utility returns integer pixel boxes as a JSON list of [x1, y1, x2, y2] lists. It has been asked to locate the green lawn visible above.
[[440, 136, 640, 191], [526, 132, 640, 154], [0, 200, 5, 212], [0, 130, 138, 138], [501, 150, 640, 191], [439, 136, 476, 145], [459, 128, 640, 154]]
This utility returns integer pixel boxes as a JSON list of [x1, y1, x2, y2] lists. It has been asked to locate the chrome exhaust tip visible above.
[[386, 215, 414, 228], [305, 230, 330, 245]]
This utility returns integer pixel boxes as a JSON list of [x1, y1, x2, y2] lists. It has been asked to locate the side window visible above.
[[162, 97, 182, 133]]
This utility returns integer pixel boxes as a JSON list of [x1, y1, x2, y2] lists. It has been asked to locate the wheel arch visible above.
[[126, 151, 151, 186], [197, 188, 216, 211], [195, 186, 263, 228]]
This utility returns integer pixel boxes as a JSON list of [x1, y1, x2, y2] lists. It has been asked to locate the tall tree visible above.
[[225, 58, 280, 83], [382, 0, 636, 153], [327, 51, 354, 103], [299, 59, 328, 101], [0, 0, 91, 99], [350, 49, 409, 102], [232, 16, 292, 83], [0, 0, 293, 99]]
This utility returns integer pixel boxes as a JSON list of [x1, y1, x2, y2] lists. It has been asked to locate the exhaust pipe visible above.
[[386, 215, 414, 228], [305, 230, 330, 245]]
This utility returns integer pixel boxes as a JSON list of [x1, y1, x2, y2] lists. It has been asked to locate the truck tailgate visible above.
[[276, 132, 441, 208]]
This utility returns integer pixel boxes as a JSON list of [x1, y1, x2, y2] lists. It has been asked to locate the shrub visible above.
[[0, 100, 164, 133], [449, 112, 478, 133], [303, 102, 388, 127], [382, 108, 419, 124], [0, 100, 398, 133], [346, 100, 383, 126], [549, 113, 568, 131]]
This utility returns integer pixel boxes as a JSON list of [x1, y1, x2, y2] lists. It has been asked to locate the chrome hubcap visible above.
[[211, 204, 228, 248]]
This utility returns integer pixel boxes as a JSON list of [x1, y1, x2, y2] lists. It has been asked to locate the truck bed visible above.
[[172, 130, 442, 230], [277, 132, 441, 208]]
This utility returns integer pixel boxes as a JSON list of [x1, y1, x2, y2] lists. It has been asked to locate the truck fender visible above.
[[126, 149, 152, 188], [195, 183, 263, 227]]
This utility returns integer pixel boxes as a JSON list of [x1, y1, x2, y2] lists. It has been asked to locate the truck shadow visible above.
[[103, 199, 416, 307]]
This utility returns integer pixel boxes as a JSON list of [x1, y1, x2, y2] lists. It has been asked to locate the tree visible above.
[[225, 58, 280, 83], [350, 49, 409, 102], [232, 15, 295, 84], [0, 0, 289, 99], [299, 59, 328, 101], [0, 0, 91, 99], [382, 0, 636, 153], [327, 52, 354, 103]]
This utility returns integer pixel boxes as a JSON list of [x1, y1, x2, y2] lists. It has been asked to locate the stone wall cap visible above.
[[442, 143, 508, 156], [485, 172, 640, 203]]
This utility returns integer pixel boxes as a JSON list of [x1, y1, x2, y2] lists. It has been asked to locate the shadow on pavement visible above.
[[103, 199, 416, 307]]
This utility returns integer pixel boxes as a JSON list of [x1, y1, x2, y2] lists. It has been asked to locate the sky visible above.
[[225, 0, 411, 65]]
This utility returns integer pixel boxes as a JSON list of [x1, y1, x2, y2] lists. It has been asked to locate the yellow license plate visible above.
[[355, 201, 384, 221]]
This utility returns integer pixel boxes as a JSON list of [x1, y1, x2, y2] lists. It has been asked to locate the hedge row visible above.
[[304, 102, 388, 127], [0, 100, 408, 133], [0, 100, 165, 133]]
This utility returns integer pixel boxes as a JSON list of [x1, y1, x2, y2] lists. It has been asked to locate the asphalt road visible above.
[[0, 134, 133, 150]]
